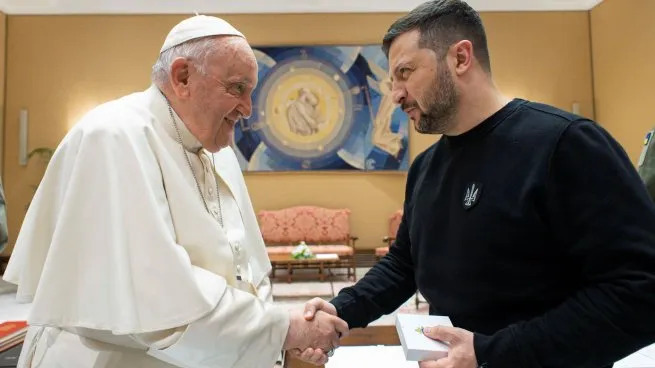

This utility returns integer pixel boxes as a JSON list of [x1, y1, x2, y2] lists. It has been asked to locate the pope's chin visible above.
[[205, 121, 234, 151]]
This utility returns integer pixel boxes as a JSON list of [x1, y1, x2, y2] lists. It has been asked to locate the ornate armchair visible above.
[[375, 209, 403, 259], [258, 206, 357, 281], [376, 209, 422, 308]]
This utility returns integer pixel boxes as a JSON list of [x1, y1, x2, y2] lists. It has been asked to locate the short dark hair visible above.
[[382, 0, 491, 73]]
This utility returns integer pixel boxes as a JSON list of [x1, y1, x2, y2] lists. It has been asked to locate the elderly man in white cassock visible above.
[[3, 15, 347, 368]]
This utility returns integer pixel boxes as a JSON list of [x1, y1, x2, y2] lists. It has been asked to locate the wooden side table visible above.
[[269, 254, 342, 282]]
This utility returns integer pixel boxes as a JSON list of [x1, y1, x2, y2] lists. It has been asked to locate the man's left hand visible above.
[[419, 326, 478, 368]]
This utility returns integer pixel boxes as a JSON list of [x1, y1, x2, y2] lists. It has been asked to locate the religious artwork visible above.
[[232, 46, 409, 172]]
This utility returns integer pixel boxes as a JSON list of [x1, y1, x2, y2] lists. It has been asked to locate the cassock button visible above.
[[208, 187, 213, 195]]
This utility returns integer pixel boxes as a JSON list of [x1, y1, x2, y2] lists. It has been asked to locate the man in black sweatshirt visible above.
[[293, 1, 655, 367]]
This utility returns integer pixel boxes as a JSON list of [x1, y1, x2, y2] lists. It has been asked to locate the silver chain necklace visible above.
[[163, 95, 224, 228]]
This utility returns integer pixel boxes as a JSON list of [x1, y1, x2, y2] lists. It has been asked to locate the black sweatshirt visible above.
[[331, 99, 655, 367]]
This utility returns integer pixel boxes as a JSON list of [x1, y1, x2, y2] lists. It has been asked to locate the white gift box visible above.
[[395, 313, 453, 361]]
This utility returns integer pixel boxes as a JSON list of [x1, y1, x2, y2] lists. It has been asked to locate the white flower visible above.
[[292, 241, 313, 259]]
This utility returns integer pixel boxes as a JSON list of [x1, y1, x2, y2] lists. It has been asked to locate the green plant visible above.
[[291, 241, 314, 260]]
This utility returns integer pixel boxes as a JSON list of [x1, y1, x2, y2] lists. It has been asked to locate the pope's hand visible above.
[[283, 308, 348, 354], [288, 298, 344, 366], [418, 326, 477, 368], [288, 346, 330, 366]]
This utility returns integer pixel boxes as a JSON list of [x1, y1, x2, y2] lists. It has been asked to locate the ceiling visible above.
[[0, 0, 604, 15]]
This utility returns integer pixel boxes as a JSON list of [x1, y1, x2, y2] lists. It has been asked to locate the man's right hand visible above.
[[288, 298, 344, 366], [303, 297, 337, 320], [283, 308, 348, 352]]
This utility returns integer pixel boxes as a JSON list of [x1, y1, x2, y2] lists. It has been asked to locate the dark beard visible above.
[[414, 66, 458, 134]]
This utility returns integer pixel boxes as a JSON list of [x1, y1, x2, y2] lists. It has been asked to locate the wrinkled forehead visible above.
[[208, 37, 259, 85], [388, 30, 422, 69], [230, 48, 259, 86]]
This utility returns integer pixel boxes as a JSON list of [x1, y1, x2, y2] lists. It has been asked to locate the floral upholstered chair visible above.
[[375, 209, 424, 308], [375, 209, 403, 259], [258, 206, 358, 281]]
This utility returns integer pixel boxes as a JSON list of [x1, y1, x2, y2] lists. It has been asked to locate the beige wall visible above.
[[591, 0, 655, 164], [0, 12, 5, 176], [2, 12, 594, 253], [0, 12, 5, 255]]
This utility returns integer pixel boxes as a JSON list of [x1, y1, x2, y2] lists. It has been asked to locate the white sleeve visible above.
[[256, 276, 284, 364], [256, 276, 274, 303], [138, 284, 289, 368]]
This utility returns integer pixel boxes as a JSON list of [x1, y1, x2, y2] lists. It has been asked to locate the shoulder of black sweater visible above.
[[408, 138, 439, 175], [403, 138, 441, 199], [521, 100, 582, 121]]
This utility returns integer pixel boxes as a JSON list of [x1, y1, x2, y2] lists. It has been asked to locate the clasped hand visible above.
[[283, 298, 347, 366], [283, 301, 349, 365]]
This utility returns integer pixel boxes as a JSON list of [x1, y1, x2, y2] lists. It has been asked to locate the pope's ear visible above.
[[169, 58, 191, 98]]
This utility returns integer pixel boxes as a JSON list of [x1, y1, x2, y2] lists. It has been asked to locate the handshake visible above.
[[282, 298, 347, 366]]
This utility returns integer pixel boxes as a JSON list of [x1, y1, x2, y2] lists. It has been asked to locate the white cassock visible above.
[[3, 85, 289, 368]]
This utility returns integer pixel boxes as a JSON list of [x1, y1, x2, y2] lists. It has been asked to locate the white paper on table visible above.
[[613, 352, 655, 368], [612, 342, 655, 367], [639, 344, 655, 360], [315, 254, 339, 260], [325, 345, 417, 368]]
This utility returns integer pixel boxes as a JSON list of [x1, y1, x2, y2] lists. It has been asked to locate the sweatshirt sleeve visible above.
[[330, 152, 428, 328], [330, 207, 417, 328]]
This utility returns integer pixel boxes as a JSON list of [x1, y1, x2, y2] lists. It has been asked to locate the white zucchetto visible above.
[[160, 15, 245, 53]]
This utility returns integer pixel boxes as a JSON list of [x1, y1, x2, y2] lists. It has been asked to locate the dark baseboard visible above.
[[0, 256, 9, 276]]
